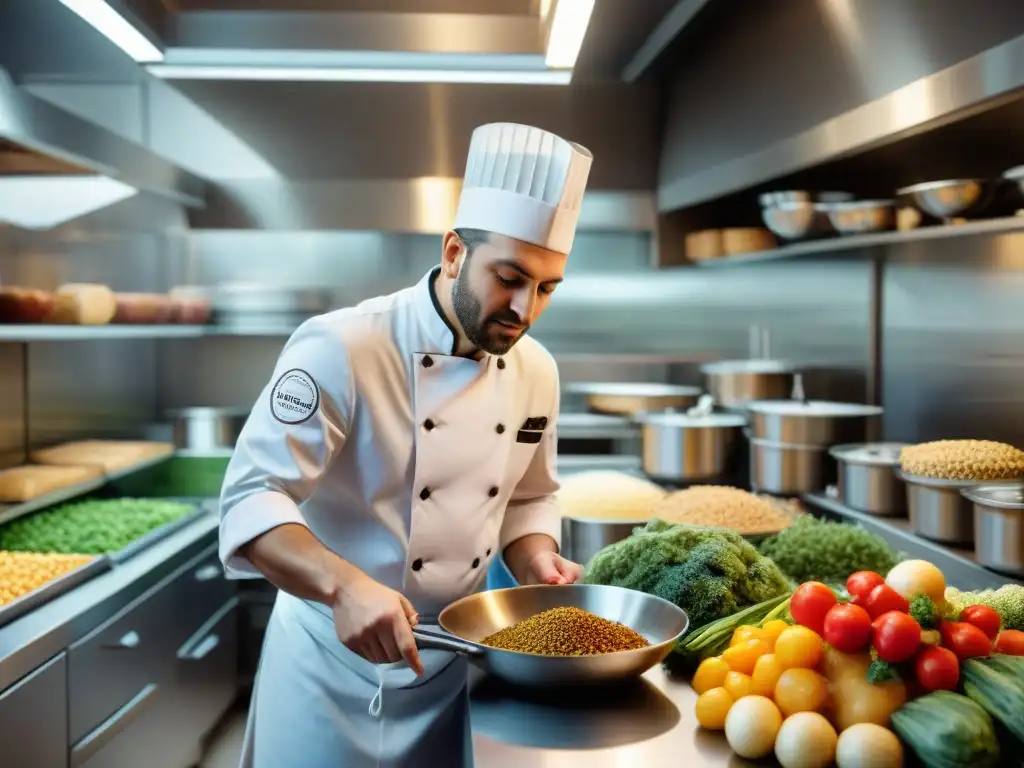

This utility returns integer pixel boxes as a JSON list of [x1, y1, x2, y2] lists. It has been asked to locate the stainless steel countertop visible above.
[[0, 512, 220, 689], [470, 664, 754, 767]]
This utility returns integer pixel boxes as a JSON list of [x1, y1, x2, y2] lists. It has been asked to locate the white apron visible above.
[[219, 268, 563, 767]]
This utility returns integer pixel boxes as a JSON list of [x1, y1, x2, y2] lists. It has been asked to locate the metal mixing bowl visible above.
[[896, 179, 991, 219], [761, 201, 817, 240], [819, 200, 896, 234]]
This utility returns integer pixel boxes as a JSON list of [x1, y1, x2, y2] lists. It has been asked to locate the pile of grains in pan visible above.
[[480, 606, 650, 656]]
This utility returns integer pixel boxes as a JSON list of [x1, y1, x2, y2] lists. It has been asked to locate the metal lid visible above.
[[747, 400, 884, 417], [961, 483, 1024, 508], [566, 382, 703, 397], [830, 442, 908, 466], [700, 359, 795, 375], [635, 411, 747, 428]]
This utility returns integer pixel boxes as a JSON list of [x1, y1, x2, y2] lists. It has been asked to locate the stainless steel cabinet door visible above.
[[0, 653, 68, 768]]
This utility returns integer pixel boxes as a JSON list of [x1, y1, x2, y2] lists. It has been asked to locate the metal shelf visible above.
[[0, 452, 176, 528], [689, 216, 1024, 268], [804, 492, 1022, 592], [0, 324, 299, 341]]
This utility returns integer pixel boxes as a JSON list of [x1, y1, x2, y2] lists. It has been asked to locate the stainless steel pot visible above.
[[962, 483, 1024, 577], [561, 517, 643, 567], [748, 434, 831, 496], [633, 411, 746, 483], [747, 400, 883, 447], [565, 382, 702, 416], [898, 470, 980, 545], [830, 443, 908, 516], [167, 407, 249, 451], [700, 360, 796, 409]]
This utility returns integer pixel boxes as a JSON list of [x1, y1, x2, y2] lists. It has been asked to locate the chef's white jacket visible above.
[[218, 266, 563, 620]]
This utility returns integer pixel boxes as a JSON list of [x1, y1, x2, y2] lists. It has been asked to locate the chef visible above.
[[218, 122, 595, 768]]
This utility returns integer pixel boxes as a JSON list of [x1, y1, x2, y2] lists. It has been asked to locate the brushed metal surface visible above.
[[837, 462, 906, 517], [973, 502, 1024, 577], [561, 518, 641, 567], [0, 343, 25, 469], [165, 10, 546, 56], [639, 417, 744, 483], [412, 584, 689, 686], [702, 366, 794, 409], [0, 67, 204, 207], [191, 180, 655, 233], [165, 79, 660, 189], [747, 404, 882, 447], [0, 652, 68, 768], [904, 478, 976, 546], [882, 232, 1024, 444], [749, 438, 831, 496], [658, 1, 1024, 211]]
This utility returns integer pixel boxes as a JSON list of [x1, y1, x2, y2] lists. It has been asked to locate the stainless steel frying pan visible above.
[[411, 584, 689, 686]]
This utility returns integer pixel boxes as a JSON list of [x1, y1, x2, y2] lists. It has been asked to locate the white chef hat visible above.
[[453, 123, 593, 255]]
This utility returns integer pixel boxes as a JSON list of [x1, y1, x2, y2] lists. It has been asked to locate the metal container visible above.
[[167, 407, 249, 451], [896, 179, 992, 219], [561, 517, 643, 567], [701, 359, 796, 409], [748, 434, 831, 496], [634, 410, 746, 483], [747, 400, 883, 447], [565, 382, 702, 416], [898, 470, 980, 545], [819, 200, 896, 234], [758, 191, 854, 207], [211, 284, 333, 329], [762, 201, 818, 240], [962, 483, 1024, 577], [830, 442, 909, 516]]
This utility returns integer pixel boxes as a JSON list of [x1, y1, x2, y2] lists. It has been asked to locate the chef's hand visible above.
[[332, 573, 425, 676], [524, 551, 584, 586]]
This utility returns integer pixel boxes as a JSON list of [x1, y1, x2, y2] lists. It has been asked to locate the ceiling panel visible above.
[[169, 0, 536, 13], [168, 80, 661, 188]]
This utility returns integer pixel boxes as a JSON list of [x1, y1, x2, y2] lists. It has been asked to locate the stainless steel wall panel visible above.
[[158, 231, 872, 410], [657, 0, 1024, 210], [0, 344, 25, 470], [882, 232, 1024, 445]]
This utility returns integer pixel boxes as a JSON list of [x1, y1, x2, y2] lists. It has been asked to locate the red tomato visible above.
[[846, 571, 885, 601], [862, 583, 910, 620], [995, 629, 1024, 656], [914, 646, 960, 691], [823, 602, 872, 653], [873, 611, 922, 663], [960, 605, 1002, 640], [939, 620, 994, 660], [790, 582, 838, 635]]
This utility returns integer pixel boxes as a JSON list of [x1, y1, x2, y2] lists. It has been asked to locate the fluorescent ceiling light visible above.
[[0, 176, 138, 230], [146, 65, 573, 86], [545, 0, 597, 69], [58, 0, 163, 63]]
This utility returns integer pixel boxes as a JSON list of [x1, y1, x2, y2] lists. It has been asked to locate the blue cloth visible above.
[[485, 556, 518, 590]]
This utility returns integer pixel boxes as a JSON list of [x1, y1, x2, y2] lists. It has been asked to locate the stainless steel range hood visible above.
[[0, 66, 205, 230]]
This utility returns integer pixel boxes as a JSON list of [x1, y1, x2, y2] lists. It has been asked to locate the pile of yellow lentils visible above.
[[480, 606, 650, 656], [0, 551, 93, 607]]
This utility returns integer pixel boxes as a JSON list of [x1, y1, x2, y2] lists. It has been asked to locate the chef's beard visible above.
[[452, 267, 527, 356]]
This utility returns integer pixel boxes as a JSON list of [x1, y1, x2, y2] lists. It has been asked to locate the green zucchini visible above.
[[963, 654, 1024, 744], [890, 690, 1000, 768]]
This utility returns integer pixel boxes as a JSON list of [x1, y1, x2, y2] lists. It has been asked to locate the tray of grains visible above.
[[411, 584, 690, 686], [555, 470, 668, 520], [652, 484, 803, 537], [898, 439, 1024, 484], [0, 552, 110, 629]]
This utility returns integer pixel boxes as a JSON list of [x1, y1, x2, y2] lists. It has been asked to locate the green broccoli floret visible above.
[[584, 519, 792, 632], [946, 585, 1024, 631], [909, 594, 939, 628], [866, 647, 900, 684]]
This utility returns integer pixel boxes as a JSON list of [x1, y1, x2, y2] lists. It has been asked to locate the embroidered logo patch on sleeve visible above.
[[270, 368, 320, 424]]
